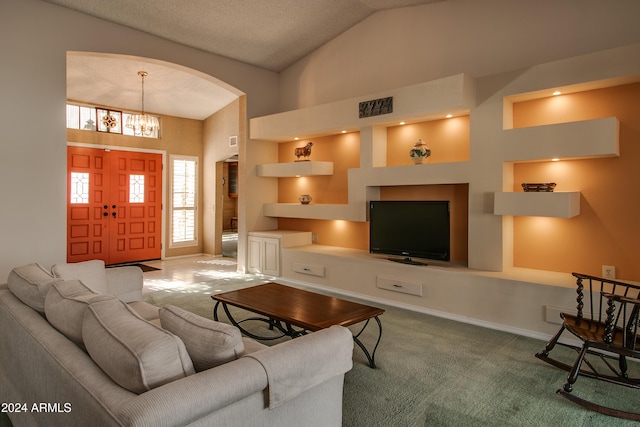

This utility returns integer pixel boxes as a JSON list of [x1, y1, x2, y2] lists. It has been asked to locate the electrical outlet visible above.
[[602, 265, 616, 279]]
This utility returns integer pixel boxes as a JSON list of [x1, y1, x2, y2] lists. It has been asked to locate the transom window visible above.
[[66, 103, 160, 139]]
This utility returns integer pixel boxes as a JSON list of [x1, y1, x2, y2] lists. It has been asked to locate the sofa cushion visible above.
[[44, 280, 115, 347], [7, 263, 62, 313], [83, 299, 195, 393], [160, 304, 245, 371], [52, 260, 108, 294], [127, 300, 160, 322]]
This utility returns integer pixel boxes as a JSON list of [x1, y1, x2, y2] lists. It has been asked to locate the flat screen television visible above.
[[369, 200, 450, 265]]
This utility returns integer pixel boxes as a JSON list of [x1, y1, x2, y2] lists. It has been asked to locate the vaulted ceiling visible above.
[[46, 0, 443, 71], [51, 0, 444, 120]]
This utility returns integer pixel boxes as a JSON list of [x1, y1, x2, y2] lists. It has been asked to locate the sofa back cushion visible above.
[[159, 304, 245, 371], [7, 263, 62, 313], [52, 260, 108, 294], [44, 280, 115, 347], [83, 299, 195, 393]]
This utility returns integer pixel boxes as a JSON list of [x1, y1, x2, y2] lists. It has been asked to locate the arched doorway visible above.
[[66, 52, 245, 262]]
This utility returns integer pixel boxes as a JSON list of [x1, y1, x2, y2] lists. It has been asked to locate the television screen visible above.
[[369, 200, 450, 264]]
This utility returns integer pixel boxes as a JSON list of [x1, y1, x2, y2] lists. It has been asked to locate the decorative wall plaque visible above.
[[359, 96, 393, 118]]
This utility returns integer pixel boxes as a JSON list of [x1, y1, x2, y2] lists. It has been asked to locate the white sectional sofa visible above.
[[0, 260, 353, 427]]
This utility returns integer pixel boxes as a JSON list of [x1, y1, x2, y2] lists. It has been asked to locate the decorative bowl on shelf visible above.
[[299, 194, 312, 204], [522, 183, 556, 192]]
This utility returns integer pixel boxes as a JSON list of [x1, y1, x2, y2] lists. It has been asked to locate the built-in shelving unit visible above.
[[493, 191, 581, 218], [256, 161, 333, 177], [252, 73, 476, 222]]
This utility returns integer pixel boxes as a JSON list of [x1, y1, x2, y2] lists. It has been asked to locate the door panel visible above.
[[67, 148, 110, 263], [67, 147, 162, 265]]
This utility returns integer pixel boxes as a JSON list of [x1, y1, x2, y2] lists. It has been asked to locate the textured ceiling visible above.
[[46, 0, 443, 71], [49, 0, 444, 120]]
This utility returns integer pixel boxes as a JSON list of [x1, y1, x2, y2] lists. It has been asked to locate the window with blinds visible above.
[[171, 156, 198, 247]]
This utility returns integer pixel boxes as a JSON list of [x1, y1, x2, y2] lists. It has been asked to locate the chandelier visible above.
[[126, 71, 159, 137]]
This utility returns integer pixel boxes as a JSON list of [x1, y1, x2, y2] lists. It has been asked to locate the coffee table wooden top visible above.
[[211, 282, 384, 332]]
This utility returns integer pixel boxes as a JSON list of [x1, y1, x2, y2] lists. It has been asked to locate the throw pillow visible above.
[[160, 304, 245, 371], [7, 263, 62, 313], [51, 260, 108, 294], [44, 280, 115, 347], [83, 299, 195, 393]]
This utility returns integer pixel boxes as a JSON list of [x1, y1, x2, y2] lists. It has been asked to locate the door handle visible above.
[[112, 212, 116, 218], [103, 212, 108, 217], [112, 205, 116, 209]]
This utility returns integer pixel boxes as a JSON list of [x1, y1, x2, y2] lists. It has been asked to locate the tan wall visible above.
[[67, 112, 204, 259], [202, 98, 242, 255], [512, 82, 640, 279]]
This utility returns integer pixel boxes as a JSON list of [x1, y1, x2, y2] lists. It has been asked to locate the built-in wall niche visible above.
[[277, 132, 360, 204], [278, 183, 469, 265], [386, 116, 470, 167], [511, 82, 640, 278]]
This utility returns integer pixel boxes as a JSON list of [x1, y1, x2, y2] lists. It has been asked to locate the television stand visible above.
[[388, 257, 428, 266]]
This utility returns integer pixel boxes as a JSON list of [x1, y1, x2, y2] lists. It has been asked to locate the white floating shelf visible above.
[[263, 203, 362, 221], [256, 161, 333, 177], [501, 117, 619, 162], [494, 191, 580, 218]]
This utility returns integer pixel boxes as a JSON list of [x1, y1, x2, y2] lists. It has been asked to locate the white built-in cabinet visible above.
[[247, 231, 313, 276], [247, 235, 280, 276]]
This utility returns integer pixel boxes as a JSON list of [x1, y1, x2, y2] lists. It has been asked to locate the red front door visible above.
[[67, 147, 162, 265]]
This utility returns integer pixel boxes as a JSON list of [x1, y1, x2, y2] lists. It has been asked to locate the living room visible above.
[[2, 0, 640, 424]]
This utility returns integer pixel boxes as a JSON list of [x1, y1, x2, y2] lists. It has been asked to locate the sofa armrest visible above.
[[244, 325, 354, 408], [116, 357, 268, 427], [105, 266, 143, 302]]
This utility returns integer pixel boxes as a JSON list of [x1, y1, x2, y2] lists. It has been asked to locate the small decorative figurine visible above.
[[409, 139, 431, 164], [295, 142, 313, 161]]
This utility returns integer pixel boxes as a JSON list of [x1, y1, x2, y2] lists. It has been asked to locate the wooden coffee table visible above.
[[212, 282, 384, 368]]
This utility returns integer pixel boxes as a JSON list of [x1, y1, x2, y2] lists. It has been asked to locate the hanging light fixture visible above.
[[126, 71, 159, 137]]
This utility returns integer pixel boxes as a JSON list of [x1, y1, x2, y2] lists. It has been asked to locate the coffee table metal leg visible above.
[[213, 301, 306, 341], [352, 316, 382, 369]]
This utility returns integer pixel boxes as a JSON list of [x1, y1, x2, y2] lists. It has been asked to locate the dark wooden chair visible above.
[[536, 272, 640, 420]]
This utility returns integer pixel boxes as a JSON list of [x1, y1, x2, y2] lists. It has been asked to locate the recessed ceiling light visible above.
[[446, 114, 453, 118], [399, 121, 406, 125], [294, 137, 299, 140], [551, 158, 560, 162], [553, 91, 562, 96], [341, 130, 347, 133]]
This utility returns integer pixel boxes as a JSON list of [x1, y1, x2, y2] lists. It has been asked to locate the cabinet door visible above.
[[247, 236, 263, 273], [262, 237, 280, 276]]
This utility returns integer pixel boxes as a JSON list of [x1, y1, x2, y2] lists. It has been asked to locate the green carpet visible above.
[[143, 279, 639, 426]]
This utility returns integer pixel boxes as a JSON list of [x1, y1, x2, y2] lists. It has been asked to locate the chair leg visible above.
[[619, 354, 628, 379], [537, 324, 565, 357], [563, 343, 589, 393]]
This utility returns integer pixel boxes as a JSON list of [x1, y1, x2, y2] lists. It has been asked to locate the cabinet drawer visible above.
[[293, 262, 325, 277], [376, 276, 422, 296]]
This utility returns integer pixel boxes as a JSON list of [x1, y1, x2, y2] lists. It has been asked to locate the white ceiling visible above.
[[50, 0, 444, 120], [48, 0, 443, 72], [66, 53, 241, 121]]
